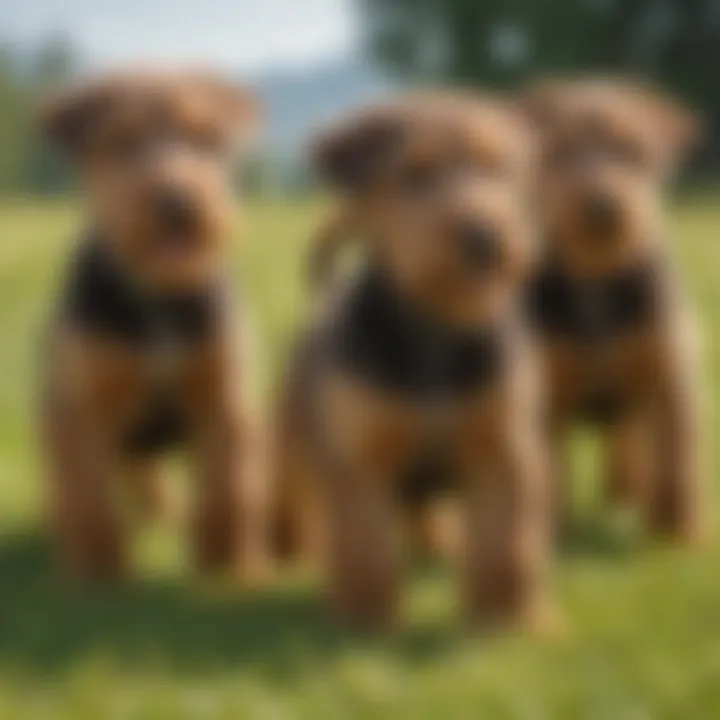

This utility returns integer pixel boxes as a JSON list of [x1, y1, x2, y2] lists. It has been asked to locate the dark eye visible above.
[[400, 160, 439, 193], [110, 130, 145, 161]]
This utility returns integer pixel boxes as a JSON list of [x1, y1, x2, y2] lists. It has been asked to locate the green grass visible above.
[[0, 196, 718, 718]]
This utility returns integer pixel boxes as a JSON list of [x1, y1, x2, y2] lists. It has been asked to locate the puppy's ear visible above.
[[311, 109, 405, 191], [518, 82, 570, 130], [37, 81, 114, 158], [228, 85, 261, 135], [197, 75, 262, 139], [642, 90, 703, 169]]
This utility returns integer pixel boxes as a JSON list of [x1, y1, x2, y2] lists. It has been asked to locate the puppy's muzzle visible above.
[[456, 220, 501, 274], [153, 186, 201, 240], [582, 190, 621, 239]]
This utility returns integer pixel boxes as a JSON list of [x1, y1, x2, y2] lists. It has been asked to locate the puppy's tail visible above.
[[306, 206, 357, 295]]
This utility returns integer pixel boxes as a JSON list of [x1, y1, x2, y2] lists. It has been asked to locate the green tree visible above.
[[357, 0, 625, 86], [357, 0, 720, 154], [25, 34, 78, 193], [0, 34, 77, 195]]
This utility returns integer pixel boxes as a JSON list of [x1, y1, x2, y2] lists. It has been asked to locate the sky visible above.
[[2, 0, 357, 73]]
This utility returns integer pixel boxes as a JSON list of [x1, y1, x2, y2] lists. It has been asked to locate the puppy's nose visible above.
[[582, 190, 621, 237], [456, 221, 501, 272], [153, 187, 199, 234]]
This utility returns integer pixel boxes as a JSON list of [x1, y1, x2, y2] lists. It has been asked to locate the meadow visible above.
[[0, 196, 718, 718]]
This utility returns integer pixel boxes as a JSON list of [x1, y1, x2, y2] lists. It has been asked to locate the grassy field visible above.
[[0, 196, 718, 718]]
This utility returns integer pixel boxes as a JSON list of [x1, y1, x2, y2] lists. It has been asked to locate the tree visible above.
[[357, 0, 720, 169], [357, 0, 624, 87], [25, 34, 78, 193]]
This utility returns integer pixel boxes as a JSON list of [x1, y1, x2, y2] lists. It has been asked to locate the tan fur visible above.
[[276, 93, 553, 630], [43, 313, 271, 583], [306, 205, 357, 294], [313, 93, 537, 327], [40, 70, 270, 582], [40, 70, 258, 292], [526, 78, 704, 540]]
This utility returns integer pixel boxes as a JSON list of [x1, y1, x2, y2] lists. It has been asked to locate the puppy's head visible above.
[[40, 70, 258, 292], [523, 78, 699, 276], [312, 93, 538, 327]]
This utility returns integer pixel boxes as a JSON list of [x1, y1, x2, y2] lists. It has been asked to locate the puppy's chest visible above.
[[102, 343, 206, 456], [65, 255, 220, 352], [62, 239, 224, 453], [331, 270, 505, 399], [529, 261, 664, 421], [528, 260, 660, 344], [326, 270, 507, 504]]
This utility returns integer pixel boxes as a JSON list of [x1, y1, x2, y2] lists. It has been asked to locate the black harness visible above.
[[528, 258, 660, 342], [60, 238, 223, 454], [331, 268, 505, 399], [63, 239, 220, 345], [328, 268, 507, 504], [527, 257, 662, 423]]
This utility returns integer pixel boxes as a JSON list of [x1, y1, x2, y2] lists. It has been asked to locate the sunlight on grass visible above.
[[0, 196, 717, 718]]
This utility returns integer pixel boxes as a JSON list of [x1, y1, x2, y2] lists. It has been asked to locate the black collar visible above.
[[62, 235, 224, 346], [528, 256, 661, 341], [331, 267, 506, 397]]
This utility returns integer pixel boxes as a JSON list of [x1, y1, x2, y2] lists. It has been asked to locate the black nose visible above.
[[456, 221, 501, 271], [153, 187, 199, 234], [583, 190, 620, 236]]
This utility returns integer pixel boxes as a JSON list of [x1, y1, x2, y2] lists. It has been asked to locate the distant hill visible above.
[[254, 56, 393, 161]]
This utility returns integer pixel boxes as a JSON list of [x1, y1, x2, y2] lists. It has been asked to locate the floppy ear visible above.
[[311, 109, 405, 191], [642, 91, 703, 170], [518, 82, 570, 131], [196, 74, 262, 140], [37, 81, 114, 157], [229, 86, 261, 135], [225, 86, 263, 152]]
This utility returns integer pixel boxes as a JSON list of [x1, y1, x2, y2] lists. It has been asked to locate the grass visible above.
[[0, 196, 718, 718]]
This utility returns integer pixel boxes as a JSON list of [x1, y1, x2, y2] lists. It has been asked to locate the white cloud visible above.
[[2, 0, 356, 72]]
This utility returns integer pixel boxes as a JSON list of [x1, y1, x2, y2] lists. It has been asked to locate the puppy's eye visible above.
[[400, 160, 439, 193], [110, 130, 145, 161]]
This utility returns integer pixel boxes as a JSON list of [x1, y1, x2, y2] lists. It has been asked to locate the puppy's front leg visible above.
[[647, 377, 701, 542], [460, 429, 552, 631], [326, 462, 400, 630], [44, 402, 125, 581], [191, 407, 270, 583], [321, 378, 413, 630], [188, 322, 271, 584]]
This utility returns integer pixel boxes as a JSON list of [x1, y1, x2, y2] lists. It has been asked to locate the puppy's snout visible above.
[[153, 186, 199, 235], [582, 189, 621, 237], [456, 220, 501, 272]]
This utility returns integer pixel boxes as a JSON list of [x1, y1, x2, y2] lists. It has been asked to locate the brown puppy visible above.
[[276, 92, 553, 630], [39, 70, 270, 582], [289, 204, 461, 561], [524, 79, 704, 540]]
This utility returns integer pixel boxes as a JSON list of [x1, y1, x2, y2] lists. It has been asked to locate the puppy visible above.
[[276, 93, 553, 630], [284, 204, 461, 561], [39, 70, 270, 582], [524, 79, 704, 540]]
